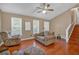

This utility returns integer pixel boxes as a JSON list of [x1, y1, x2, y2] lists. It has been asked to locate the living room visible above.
[[0, 3, 79, 55]]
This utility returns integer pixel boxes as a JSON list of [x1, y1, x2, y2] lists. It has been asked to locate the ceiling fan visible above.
[[34, 3, 54, 14]]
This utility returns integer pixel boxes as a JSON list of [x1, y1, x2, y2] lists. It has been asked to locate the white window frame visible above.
[[44, 21, 49, 31], [33, 20, 39, 34], [25, 22, 31, 31], [11, 17, 22, 36]]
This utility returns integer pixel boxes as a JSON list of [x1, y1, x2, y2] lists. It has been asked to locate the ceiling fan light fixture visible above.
[[42, 10, 46, 14]]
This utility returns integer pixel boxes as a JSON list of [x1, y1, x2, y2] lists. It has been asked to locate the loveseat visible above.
[[34, 31, 56, 46]]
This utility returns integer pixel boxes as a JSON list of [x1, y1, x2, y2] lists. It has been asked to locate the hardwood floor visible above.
[[6, 25, 79, 55], [7, 39, 66, 55]]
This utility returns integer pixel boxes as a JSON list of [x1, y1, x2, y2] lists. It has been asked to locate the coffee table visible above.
[[18, 44, 45, 55], [24, 46, 45, 55]]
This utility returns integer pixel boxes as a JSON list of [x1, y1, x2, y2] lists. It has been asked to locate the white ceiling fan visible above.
[[34, 3, 54, 14]]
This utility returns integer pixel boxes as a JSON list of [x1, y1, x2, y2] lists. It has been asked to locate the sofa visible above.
[[34, 31, 56, 46], [0, 32, 21, 47]]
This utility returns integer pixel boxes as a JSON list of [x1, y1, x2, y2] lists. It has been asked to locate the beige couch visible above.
[[34, 31, 56, 46]]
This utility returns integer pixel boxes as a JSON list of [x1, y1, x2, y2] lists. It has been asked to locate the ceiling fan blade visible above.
[[46, 3, 50, 8], [37, 10, 42, 13], [43, 3, 46, 5], [32, 8, 38, 13], [36, 7, 42, 9], [42, 3, 46, 7], [32, 7, 42, 13], [46, 9, 54, 11], [40, 3, 46, 9]]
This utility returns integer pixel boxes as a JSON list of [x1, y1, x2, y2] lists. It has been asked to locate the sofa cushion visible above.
[[0, 36, 4, 46], [38, 32, 44, 36], [36, 35, 56, 46], [4, 38, 20, 46]]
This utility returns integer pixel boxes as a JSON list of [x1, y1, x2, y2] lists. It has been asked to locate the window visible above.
[[25, 22, 31, 30], [44, 21, 49, 31], [11, 17, 22, 36], [33, 20, 39, 34]]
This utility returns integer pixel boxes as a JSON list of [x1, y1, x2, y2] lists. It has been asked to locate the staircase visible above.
[[69, 25, 79, 42], [68, 25, 79, 54]]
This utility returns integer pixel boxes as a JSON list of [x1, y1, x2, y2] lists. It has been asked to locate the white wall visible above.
[[76, 8, 79, 24], [50, 10, 72, 39]]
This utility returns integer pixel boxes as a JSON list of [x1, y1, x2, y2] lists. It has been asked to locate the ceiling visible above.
[[0, 3, 77, 20]]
